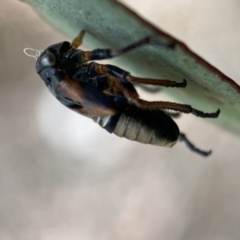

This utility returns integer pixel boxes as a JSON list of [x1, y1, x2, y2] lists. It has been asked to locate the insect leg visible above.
[[88, 63, 220, 118], [128, 76, 187, 88], [90, 63, 186, 88], [179, 133, 212, 157], [71, 30, 85, 49], [79, 36, 175, 62], [127, 98, 220, 118]]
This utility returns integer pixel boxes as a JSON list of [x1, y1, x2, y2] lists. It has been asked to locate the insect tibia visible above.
[[149, 37, 176, 49], [179, 133, 212, 157]]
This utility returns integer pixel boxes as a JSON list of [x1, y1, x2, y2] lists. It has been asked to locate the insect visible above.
[[35, 30, 220, 157]]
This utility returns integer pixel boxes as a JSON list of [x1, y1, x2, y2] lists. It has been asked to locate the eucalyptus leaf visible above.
[[22, 0, 240, 134]]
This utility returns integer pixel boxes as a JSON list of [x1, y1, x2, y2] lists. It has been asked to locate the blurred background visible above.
[[1, 0, 240, 239]]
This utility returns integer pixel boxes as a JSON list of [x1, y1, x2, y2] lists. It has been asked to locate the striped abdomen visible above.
[[94, 105, 179, 148]]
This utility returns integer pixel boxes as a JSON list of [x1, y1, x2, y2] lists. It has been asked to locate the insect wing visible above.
[[57, 78, 118, 117]]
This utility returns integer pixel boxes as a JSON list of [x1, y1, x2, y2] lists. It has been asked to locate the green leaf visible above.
[[23, 0, 240, 134]]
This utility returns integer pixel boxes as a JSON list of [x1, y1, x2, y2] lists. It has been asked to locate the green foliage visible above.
[[24, 0, 240, 134]]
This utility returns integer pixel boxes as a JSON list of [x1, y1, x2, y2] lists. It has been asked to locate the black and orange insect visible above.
[[35, 30, 220, 157]]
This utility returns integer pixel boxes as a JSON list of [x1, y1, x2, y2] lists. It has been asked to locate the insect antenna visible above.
[[0, 12, 43, 61], [23, 48, 43, 61]]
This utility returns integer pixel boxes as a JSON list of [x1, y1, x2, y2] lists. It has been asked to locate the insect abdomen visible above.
[[95, 106, 179, 148]]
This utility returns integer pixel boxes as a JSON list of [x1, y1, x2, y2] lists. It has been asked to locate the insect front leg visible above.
[[71, 30, 85, 49]]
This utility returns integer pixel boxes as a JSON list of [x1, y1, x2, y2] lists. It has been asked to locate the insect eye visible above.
[[41, 52, 56, 67]]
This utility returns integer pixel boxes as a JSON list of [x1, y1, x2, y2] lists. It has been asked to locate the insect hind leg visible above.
[[90, 63, 220, 119], [179, 133, 212, 157]]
